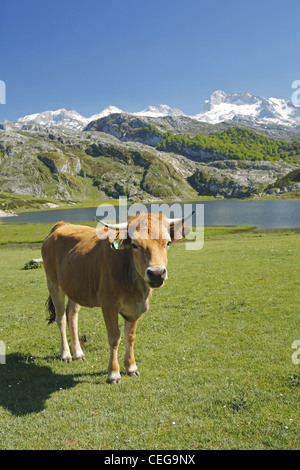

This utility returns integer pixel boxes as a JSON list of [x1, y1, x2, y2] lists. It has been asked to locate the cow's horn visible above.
[[167, 211, 195, 224], [98, 220, 128, 230]]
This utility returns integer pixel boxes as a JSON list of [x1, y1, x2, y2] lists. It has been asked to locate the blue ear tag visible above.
[[111, 238, 122, 250]]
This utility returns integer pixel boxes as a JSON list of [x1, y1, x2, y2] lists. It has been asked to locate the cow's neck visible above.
[[121, 251, 150, 297], [119, 264, 152, 322], [134, 271, 151, 298]]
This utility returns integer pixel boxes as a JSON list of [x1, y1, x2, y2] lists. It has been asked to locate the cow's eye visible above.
[[165, 241, 171, 248], [131, 243, 139, 250]]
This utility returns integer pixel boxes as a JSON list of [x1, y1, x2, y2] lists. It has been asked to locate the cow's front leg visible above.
[[124, 320, 140, 377], [102, 305, 121, 384]]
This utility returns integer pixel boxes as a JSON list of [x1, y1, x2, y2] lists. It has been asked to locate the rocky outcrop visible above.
[[38, 152, 81, 175], [188, 160, 299, 198]]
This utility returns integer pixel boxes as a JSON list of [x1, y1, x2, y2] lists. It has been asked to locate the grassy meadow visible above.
[[0, 222, 299, 449]]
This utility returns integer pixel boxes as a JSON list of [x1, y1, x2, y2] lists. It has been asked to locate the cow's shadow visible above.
[[0, 353, 106, 416]]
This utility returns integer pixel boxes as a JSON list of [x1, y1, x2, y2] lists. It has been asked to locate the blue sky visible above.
[[0, 0, 300, 121]]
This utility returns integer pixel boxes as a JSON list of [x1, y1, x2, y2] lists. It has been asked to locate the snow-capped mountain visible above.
[[193, 90, 300, 126], [89, 105, 124, 122], [16, 107, 125, 131], [11, 91, 300, 132], [16, 104, 185, 131], [17, 108, 89, 131], [134, 104, 185, 118]]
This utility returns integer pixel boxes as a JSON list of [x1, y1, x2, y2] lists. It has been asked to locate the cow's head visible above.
[[100, 212, 193, 288]]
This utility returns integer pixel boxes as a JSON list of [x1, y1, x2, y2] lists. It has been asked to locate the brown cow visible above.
[[41, 212, 192, 384]]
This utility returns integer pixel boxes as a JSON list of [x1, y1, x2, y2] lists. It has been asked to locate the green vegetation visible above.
[[0, 192, 64, 212], [134, 125, 162, 140], [157, 127, 300, 163], [267, 169, 300, 190], [0, 223, 299, 449], [249, 190, 300, 201], [0, 191, 122, 214]]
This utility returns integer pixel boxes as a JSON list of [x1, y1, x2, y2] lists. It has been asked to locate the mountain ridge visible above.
[[4, 90, 300, 132], [197, 90, 300, 126]]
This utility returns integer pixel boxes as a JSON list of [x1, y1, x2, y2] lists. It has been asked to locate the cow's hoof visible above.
[[107, 377, 122, 385], [126, 364, 140, 377], [61, 355, 72, 363], [107, 373, 122, 385], [75, 354, 86, 361], [127, 370, 140, 377]]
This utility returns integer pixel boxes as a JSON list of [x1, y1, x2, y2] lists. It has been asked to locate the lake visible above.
[[0, 200, 299, 229]]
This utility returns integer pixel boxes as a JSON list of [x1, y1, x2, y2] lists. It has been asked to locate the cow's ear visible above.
[[169, 221, 191, 242]]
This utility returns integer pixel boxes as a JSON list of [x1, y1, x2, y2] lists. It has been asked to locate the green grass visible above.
[[249, 190, 300, 201], [0, 225, 299, 449], [0, 191, 122, 213]]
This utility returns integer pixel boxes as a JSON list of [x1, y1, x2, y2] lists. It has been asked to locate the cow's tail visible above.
[[46, 295, 56, 325]]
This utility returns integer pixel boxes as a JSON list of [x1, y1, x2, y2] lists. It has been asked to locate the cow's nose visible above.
[[146, 267, 167, 281]]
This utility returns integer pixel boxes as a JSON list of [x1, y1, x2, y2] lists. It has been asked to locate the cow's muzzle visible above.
[[145, 267, 167, 288]]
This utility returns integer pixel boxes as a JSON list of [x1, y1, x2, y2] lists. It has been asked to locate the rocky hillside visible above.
[[0, 112, 300, 203], [0, 126, 198, 201]]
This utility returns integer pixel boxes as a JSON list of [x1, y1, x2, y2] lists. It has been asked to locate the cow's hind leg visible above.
[[47, 282, 72, 362], [67, 300, 85, 361], [102, 302, 121, 384], [124, 320, 140, 377]]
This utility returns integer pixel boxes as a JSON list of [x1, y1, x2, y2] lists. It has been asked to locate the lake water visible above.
[[0, 200, 299, 229]]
